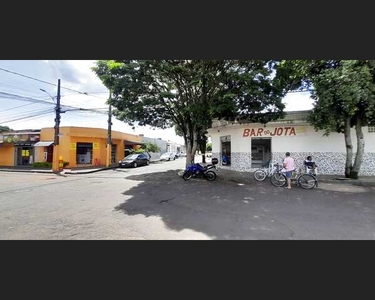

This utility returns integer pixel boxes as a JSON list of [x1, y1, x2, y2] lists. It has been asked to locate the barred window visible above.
[[368, 126, 375, 133]]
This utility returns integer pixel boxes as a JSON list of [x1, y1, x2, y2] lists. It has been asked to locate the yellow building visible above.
[[0, 127, 143, 168]]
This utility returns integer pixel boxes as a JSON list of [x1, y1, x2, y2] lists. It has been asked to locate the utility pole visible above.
[[52, 79, 61, 172], [106, 90, 112, 167]]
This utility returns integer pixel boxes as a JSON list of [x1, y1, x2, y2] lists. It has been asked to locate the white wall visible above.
[[208, 124, 375, 153]]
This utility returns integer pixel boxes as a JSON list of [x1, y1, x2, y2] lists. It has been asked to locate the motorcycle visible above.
[[182, 158, 219, 181]]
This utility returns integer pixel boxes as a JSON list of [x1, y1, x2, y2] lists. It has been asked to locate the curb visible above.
[[0, 169, 54, 174], [215, 170, 375, 188], [318, 178, 375, 187], [63, 166, 116, 175], [2, 166, 375, 187]]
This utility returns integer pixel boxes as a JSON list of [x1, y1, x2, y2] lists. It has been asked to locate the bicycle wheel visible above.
[[253, 169, 267, 181], [270, 173, 287, 187], [298, 174, 317, 189]]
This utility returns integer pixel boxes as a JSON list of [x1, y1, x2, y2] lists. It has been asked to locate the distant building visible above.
[[0, 127, 143, 168], [139, 135, 185, 154], [139, 135, 168, 153]]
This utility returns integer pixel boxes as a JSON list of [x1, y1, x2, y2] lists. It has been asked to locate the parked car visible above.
[[119, 153, 150, 168], [160, 152, 176, 161]]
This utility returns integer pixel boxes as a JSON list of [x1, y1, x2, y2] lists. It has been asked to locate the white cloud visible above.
[[0, 60, 184, 144], [0, 60, 315, 144]]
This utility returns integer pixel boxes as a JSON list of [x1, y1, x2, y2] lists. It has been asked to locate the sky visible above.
[[0, 60, 314, 144]]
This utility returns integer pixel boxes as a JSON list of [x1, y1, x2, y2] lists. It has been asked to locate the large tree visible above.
[[0, 126, 11, 133], [93, 60, 291, 166], [281, 60, 375, 179]]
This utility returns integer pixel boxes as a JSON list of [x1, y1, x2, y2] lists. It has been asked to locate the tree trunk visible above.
[[201, 140, 207, 164], [185, 129, 198, 167], [351, 116, 364, 179], [344, 117, 354, 178]]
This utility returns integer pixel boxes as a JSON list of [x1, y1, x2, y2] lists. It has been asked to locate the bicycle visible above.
[[253, 160, 281, 181], [270, 166, 318, 189]]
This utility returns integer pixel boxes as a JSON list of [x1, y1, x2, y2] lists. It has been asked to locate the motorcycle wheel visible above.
[[182, 171, 192, 181], [204, 171, 217, 181]]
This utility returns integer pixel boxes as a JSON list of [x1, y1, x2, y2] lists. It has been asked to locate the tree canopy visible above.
[[93, 60, 293, 165], [281, 60, 375, 178], [0, 126, 11, 133]]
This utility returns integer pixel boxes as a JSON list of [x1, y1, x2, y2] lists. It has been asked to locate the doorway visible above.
[[111, 144, 117, 165], [76, 143, 93, 165], [251, 138, 271, 168], [16, 147, 33, 166], [220, 135, 231, 166]]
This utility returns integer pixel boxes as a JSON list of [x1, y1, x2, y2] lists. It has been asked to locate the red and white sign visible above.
[[243, 126, 306, 137]]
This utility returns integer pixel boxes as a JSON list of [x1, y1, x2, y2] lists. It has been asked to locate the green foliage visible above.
[[0, 126, 11, 133], [284, 60, 375, 178], [92, 60, 292, 163], [32, 162, 52, 168], [140, 141, 160, 153], [279, 60, 375, 134], [206, 142, 212, 152], [32, 161, 68, 168]]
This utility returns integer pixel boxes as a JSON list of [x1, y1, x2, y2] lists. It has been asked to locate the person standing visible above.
[[283, 152, 295, 189]]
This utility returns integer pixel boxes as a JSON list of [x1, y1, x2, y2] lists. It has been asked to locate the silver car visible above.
[[160, 152, 176, 161]]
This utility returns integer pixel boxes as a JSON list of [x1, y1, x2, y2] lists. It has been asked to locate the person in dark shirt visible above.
[[304, 156, 317, 175]]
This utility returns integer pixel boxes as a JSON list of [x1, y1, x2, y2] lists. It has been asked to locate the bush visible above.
[[32, 161, 69, 168], [32, 162, 52, 168]]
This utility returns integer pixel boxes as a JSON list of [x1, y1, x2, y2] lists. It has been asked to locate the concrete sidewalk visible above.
[[1, 163, 375, 187], [215, 168, 375, 187]]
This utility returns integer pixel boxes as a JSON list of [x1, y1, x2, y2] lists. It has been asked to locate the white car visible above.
[[160, 152, 176, 161]]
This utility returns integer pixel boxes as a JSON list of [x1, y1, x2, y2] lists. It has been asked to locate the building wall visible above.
[[39, 127, 142, 168], [0, 146, 14, 166], [208, 123, 375, 176]]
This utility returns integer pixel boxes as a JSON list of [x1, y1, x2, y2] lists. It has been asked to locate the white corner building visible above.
[[207, 110, 375, 176]]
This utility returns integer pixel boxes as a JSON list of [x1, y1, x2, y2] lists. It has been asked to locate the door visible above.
[[251, 138, 271, 168], [16, 147, 33, 166], [111, 144, 117, 165], [220, 135, 231, 166]]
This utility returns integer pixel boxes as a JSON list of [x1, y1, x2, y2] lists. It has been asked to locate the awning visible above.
[[124, 140, 145, 146], [33, 141, 54, 147]]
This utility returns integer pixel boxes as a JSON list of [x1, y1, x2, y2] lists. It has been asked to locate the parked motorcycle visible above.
[[182, 158, 218, 181]]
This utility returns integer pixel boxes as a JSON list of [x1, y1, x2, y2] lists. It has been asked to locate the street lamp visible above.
[[40, 89, 56, 103]]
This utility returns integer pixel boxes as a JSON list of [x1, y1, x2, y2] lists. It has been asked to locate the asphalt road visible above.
[[1, 157, 375, 240]]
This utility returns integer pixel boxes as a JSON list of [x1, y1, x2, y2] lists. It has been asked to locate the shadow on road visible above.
[[113, 169, 374, 240]]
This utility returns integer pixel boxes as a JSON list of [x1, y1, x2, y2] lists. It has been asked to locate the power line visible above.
[[0, 91, 56, 105], [0, 82, 50, 98], [0, 67, 109, 100], [0, 109, 55, 124], [2, 111, 55, 125], [0, 107, 54, 120], [0, 91, 108, 115], [0, 102, 35, 113]]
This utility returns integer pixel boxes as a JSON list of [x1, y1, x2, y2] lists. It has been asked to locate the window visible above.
[[368, 126, 375, 133]]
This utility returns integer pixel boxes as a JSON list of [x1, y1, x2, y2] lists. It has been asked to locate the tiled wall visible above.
[[212, 152, 375, 176]]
